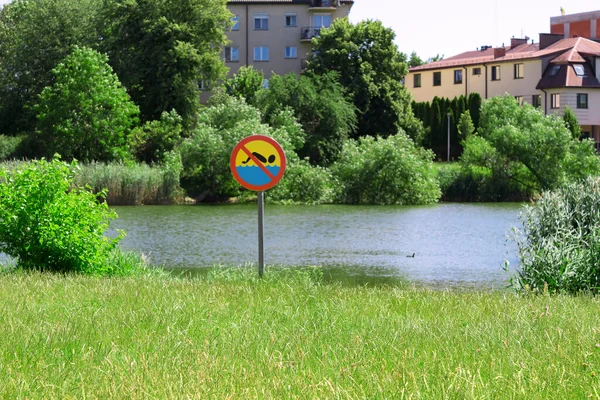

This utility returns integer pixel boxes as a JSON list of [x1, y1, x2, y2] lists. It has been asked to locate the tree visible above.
[[461, 94, 600, 192], [408, 51, 424, 68], [255, 72, 356, 166], [306, 18, 424, 142], [0, 0, 101, 135], [428, 54, 444, 63], [468, 92, 482, 130], [562, 105, 581, 139], [101, 0, 231, 127], [34, 47, 139, 162], [457, 110, 475, 142], [224, 66, 265, 105], [429, 97, 442, 157]]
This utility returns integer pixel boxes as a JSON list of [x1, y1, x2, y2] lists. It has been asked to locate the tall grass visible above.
[[0, 160, 183, 205], [0, 267, 599, 398], [73, 162, 182, 205], [515, 176, 600, 294]]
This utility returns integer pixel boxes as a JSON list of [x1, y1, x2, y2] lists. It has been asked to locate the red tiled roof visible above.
[[537, 63, 600, 89], [550, 48, 586, 64], [410, 37, 600, 72]]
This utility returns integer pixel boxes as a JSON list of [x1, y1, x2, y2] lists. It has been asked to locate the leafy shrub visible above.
[[331, 132, 441, 205], [268, 160, 334, 204], [0, 158, 124, 274], [223, 66, 265, 105], [514, 177, 600, 294], [436, 162, 529, 202], [129, 110, 183, 164]]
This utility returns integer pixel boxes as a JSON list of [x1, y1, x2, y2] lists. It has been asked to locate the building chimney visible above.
[[539, 33, 563, 50], [510, 37, 529, 48], [494, 47, 506, 58]]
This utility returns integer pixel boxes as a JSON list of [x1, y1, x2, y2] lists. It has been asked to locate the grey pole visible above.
[[258, 191, 264, 277], [447, 112, 451, 162]]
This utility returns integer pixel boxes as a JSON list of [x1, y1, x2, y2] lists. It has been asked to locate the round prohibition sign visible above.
[[230, 135, 287, 191]]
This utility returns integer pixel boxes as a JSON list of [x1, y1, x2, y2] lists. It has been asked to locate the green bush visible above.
[[129, 110, 184, 164], [331, 132, 440, 205], [514, 176, 600, 294], [0, 158, 124, 274], [436, 162, 529, 202], [268, 160, 334, 204]]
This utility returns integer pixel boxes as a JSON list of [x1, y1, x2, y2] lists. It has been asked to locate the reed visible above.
[[73, 161, 183, 205]]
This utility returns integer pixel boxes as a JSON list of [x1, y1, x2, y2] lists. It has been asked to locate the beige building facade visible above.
[[408, 35, 600, 146], [225, 0, 354, 80]]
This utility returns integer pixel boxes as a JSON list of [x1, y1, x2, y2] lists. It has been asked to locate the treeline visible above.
[[412, 93, 482, 160], [0, 1, 442, 205], [0, 0, 598, 206]]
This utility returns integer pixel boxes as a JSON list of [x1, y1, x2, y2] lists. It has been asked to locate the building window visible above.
[[231, 15, 239, 31], [515, 96, 523, 105], [285, 46, 297, 59], [262, 79, 269, 89], [514, 63, 524, 79], [532, 94, 542, 108], [253, 46, 269, 61], [472, 67, 481, 75], [254, 13, 268, 30], [414, 73, 421, 88], [491, 65, 501, 81], [551, 93, 560, 109], [199, 80, 211, 91], [285, 13, 297, 27], [577, 93, 588, 109], [433, 72, 441, 86], [313, 14, 331, 28], [224, 47, 239, 62], [454, 70, 463, 84], [574, 64, 585, 76], [549, 65, 561, 76]]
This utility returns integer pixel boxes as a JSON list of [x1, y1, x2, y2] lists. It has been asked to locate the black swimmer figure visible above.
[[242, 152, 276, 164]]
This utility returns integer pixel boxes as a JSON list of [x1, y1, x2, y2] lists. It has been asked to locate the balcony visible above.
[[308, 0, 337, 11], [301, 26, 322, 42]]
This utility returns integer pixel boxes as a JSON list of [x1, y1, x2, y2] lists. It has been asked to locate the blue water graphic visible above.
[[236, 166, 280, 185]]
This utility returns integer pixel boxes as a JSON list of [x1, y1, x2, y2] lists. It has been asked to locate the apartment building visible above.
[[225, 0, 354, 80], [407, 34, 600, 146], [551, 9, 600, 40]]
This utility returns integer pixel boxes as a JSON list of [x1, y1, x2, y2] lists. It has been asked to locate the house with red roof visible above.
[[407, 30, 600, 145]]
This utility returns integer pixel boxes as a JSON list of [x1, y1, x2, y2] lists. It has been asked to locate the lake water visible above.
[[110, 203, 524, 289]]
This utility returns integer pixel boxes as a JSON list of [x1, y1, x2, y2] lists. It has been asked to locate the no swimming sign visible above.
[[230, 135, 286, 191]]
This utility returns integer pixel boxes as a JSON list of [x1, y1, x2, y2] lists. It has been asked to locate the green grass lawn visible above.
[[1, 268, 599, 399]]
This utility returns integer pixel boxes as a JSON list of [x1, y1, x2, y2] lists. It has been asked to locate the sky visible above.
[[348, 0, 600, 60], [1, 0, 599, 60]]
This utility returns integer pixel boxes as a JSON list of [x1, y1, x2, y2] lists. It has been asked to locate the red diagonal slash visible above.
[[240, 145, 277, 181]]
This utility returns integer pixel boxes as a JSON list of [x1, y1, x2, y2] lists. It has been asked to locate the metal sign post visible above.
[[257, 191, 265, 277], [230, 135, 286, 277]]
